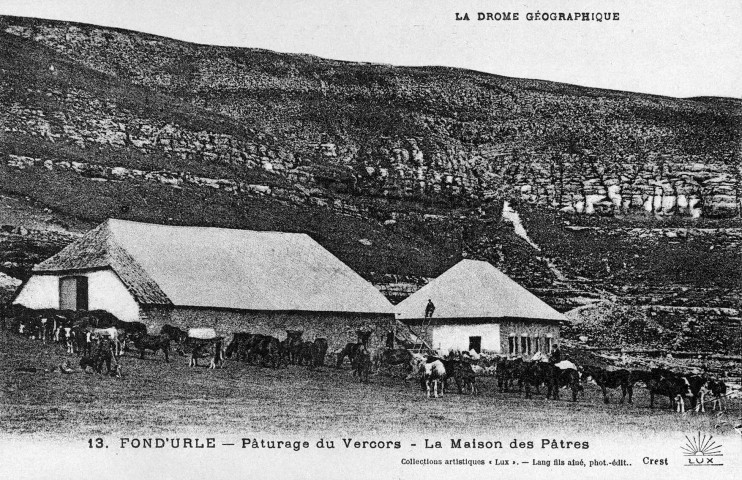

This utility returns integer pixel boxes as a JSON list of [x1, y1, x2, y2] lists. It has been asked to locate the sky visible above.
[[0, 0, 740, 98]]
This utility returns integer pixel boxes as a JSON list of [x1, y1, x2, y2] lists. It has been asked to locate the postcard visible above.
[[0, 1, 739, 478]]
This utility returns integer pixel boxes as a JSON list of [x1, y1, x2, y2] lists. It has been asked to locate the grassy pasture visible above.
[[1, 332, 739, 439]]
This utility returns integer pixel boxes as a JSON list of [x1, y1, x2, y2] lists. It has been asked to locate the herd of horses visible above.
[[8, 308, 732, 414], [223, 330, 328, 369], [492, 356, 729, 413], [9, 310, 225, 371], [10, 309, 331, 372]]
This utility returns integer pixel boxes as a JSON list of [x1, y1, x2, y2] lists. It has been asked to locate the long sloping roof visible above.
[[395, 259, 566, 322], [34, 222, 171, 305], [34, 219, 393, 314]]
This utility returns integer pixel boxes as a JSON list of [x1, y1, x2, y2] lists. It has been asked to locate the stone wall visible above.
[[140, 306, 395, 353], [138, 305, 171, 332], [499, 320, 561, 357], [403, 318, 560, 356]]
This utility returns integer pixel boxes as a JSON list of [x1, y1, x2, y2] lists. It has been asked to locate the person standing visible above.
[[424, 299, 435, 318], [551, 343, 562, 364], [385, 330, 395, 349], [40, 317, 48, 343]]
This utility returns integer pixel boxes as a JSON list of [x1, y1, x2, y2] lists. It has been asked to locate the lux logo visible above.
[[681, 433, 723, 467]]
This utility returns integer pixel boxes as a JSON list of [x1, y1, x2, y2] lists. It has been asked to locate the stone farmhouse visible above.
[[395, 259, 565, 356], [13, 219, 395, 350]]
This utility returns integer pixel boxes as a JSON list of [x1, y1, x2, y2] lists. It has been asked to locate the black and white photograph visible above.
[[0, 1, 740, 478]]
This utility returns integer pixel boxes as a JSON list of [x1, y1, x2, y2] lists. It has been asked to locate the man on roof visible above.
[[425, 299, 435, 318]]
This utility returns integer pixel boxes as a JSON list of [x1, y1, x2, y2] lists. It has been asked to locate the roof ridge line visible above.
[[107, 218, 311, 237]]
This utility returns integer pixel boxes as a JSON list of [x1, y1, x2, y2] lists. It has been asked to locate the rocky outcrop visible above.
[[0, 271, 21, 289], [1, 88, 497, 205], [369, 273, 431, 305], [2, 153, 485, 224], [0, 226, 78, 284], [510, 153, 740, 218], [3, 17, 739, 218], [565, 301, 742, 354]]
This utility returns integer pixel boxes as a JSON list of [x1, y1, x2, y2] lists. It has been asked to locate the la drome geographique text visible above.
[[455, 11, 620, 22]]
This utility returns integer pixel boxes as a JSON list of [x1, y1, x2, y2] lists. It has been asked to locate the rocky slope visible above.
[[2, 16, 739, 218], [0, 19, 555, 295], [0, 16, 739, 351]]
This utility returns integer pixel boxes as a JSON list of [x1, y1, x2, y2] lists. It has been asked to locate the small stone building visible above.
[[13, 219, 395, 350], [395, 259, 565, 356]]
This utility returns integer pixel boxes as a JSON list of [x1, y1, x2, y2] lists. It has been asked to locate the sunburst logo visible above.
[[681, 432, 723, 466]]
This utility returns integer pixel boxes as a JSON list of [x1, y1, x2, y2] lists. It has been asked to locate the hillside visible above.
[[2, 17, 739, 214], [0, 16, 740, 351]]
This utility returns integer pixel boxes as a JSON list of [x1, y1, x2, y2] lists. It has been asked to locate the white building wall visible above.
[[13, 269, 140, 322], [13, 275, 59, 309], [86, 270, 140, 322], [431, 323, 501, 354]]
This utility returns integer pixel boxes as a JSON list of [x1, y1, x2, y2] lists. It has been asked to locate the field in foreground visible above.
[[1, 332, 740, 439]]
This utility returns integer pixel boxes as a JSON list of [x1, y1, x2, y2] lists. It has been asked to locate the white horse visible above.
[[424, 360, 446, 398], [531, 351, 550, 362], [92, 327, 124, 356]]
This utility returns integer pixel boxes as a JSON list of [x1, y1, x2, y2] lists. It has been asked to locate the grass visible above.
[[1, 332, 739, 440], [0, 164, 469, 280], [516, 203, 742, 294]]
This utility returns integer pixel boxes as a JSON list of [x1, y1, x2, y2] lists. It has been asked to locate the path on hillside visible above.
[[502, 201, 570, 282], [501, 202, 617, 307]]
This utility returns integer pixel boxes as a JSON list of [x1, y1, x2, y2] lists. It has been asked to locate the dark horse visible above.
[[336, 342, 364, 368], [583, 365, 634, 404], [522, 362, 582, 402], [353, 345, 372, 383]]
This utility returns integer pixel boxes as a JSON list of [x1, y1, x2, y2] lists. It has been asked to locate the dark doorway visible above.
[[468, 336, 482, 353], [60, 276, 88, 311]]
